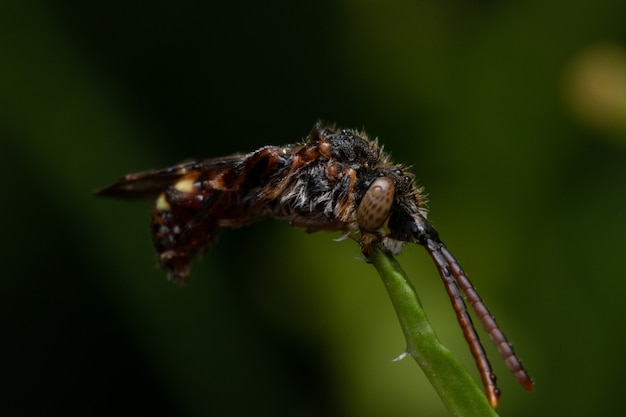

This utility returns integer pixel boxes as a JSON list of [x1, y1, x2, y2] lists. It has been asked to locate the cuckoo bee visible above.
[[95, 123, 533, 407]]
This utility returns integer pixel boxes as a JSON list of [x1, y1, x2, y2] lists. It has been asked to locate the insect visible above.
[[95, 123, 533, 407]]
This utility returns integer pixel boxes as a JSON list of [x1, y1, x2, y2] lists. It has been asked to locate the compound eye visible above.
[[357, 177, 395, 232]]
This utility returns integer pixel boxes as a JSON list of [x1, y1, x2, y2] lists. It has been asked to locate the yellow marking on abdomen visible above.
[[156, 193, 171, 211]]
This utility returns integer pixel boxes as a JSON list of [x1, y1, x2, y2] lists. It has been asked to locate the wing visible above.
[[94, 154, 245, 200]]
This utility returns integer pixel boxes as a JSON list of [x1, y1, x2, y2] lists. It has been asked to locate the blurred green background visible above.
[[2, 0, 626, 416]]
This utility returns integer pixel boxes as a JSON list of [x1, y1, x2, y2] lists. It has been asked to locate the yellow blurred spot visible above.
[[564, 43, 626, 140]]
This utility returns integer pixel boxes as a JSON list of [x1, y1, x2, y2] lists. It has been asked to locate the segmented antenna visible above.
[[424, 237, 534, 407]]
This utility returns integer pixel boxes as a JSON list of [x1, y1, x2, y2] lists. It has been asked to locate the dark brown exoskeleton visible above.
[[96, 123, 533, 407]]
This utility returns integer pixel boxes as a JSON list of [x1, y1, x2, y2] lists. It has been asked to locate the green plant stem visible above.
[[369, 246, 499, 417]]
